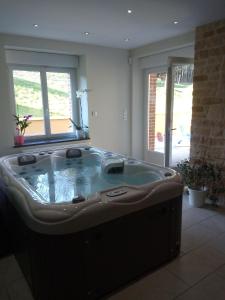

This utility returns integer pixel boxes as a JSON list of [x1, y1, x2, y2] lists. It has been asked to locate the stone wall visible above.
[[190, 19, 225, 164]]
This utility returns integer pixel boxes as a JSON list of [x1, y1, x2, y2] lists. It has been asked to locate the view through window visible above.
[[12, 68, 75, 138], [170, 64, 193, 166]]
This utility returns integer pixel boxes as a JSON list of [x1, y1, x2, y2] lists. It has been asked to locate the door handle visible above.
[[170, 128, 177, 131]]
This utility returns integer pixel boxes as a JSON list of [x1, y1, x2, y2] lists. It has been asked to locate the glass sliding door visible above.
[[144, 70, 167, 165], [165, 58, 194, 167], [144, 58, 193, 167]]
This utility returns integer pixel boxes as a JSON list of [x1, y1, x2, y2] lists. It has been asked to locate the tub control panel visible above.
[[106, 189, 128, 197]]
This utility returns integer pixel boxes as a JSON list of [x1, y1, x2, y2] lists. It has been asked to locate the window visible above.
[[11, 66, 78, 140]]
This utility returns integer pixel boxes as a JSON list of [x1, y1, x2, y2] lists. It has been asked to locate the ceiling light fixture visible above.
[[33, 24, 39, 29], [127, 9, 133, 14], [83, 32, 90, 36], [124, 38, 130, 42], [173, 20, 179, 25]]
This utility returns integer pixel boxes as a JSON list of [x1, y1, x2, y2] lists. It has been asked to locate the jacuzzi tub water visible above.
[[11, 149, 162, 203], [0, 145, 182, 234]]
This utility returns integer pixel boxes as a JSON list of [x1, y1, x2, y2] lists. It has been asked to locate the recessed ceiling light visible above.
[[83, 32, 90, 36], [124, 38, 130, 42], [127, 9, 133, 14], [33, 24, 39, 29], [173, 20, 179, 25]]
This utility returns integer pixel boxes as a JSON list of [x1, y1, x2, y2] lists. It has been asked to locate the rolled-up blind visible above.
[[6, 49, 78, 68]]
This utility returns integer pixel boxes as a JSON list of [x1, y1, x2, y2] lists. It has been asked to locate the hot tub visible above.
[[0, 145, 183, 300]]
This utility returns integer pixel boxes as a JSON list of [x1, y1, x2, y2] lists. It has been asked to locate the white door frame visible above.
[[143, 57, 193, 167], [165, 57, 194, 167]]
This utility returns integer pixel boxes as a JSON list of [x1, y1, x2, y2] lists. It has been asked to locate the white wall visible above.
[[129, 31, 195, 160], [0, 33, 130, 156]]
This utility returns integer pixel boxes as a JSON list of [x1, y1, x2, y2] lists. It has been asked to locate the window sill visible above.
[[13, 137, 90, 148]]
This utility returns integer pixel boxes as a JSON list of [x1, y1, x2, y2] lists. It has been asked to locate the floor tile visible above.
[[182, 201, 190, 211], [0, 288, 10, 300], [7, 277, 33, 300], [181, 223, 216, 253], [108, 268, 188, 300], [182, 208, 215, 230], [107, 282, 146, 300], [192, 245, 225, 269], [176, 273, 225, 300], [0, 255, 23, 288], [182, 193, 191, 211], [216, 263, 225, 279], [206, 232, 225, 254], [166, 246, 224, 286], [199, 213, 225, 235], [182, 210, 201, 230], [193, 206, 217, 218]]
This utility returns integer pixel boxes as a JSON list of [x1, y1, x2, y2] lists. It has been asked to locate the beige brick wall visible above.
[[191, 19, 225, 164]]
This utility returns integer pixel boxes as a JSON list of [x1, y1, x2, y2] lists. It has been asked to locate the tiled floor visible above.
[[1, 193, 225, 300]]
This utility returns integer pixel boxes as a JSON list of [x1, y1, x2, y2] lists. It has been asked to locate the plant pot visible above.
[[15, 135, 25, 145], [188, 188, 207, 208]]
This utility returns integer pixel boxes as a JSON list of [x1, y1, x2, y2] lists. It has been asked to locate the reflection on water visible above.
[[16, 156, 161, 203]]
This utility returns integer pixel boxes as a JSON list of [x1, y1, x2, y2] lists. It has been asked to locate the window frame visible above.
[[9, 64, 78, 142]]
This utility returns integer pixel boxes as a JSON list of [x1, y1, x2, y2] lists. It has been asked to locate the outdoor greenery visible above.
[[14, 77, 68, 97], [157, 78, 190, 89], [16, 104, 45, 118], [14, 74, 70, 118]]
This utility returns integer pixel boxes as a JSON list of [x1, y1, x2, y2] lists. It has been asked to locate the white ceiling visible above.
[[0, 0, 225, 49]]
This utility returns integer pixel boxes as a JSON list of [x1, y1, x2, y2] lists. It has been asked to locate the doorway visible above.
[[144, 58, 194, 167]]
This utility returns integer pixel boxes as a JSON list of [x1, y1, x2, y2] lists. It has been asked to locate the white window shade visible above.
[[6, 50, 78, 68], [140, 45, 194, 70]]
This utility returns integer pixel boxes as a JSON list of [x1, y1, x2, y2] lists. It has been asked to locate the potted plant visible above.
[[13, 114, 32, 145], [207, 164, 225, 206], [177, 159, 212, 207]]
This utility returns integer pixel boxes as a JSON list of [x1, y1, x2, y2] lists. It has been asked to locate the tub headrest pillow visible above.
[[101, 158, 124, 173], [66, 148, 82, 158], [18, 155, 37, 166]]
